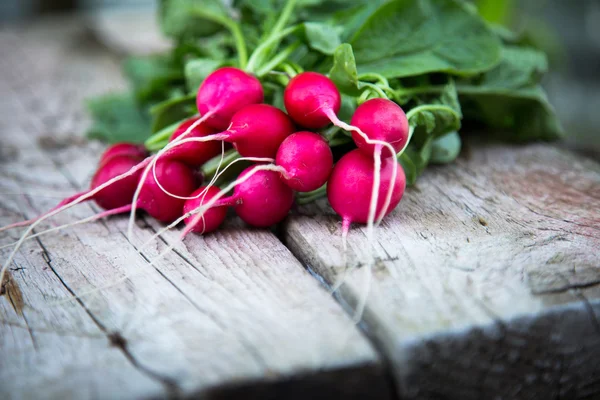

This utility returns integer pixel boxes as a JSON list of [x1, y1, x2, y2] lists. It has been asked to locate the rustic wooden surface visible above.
[[284, 143, 600, 399], [0, 17, 388, 400], [1, 13, 600, 400]]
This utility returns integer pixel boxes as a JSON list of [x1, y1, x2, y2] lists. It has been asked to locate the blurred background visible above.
[[1, 0, 599, 157]]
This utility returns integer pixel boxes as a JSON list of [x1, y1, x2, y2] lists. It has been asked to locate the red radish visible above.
[[351, 98, 409, 159], [181, 164, 294, 236], [163, 117, 221, 167], [196, 67, 264, 131], [327, 149, 406, 229], [327, 149, 406, 323], [91, 155, 146, 210], [284, 72, 341, 129], [183, 186, 228, 234], [275, 131, 333, 192], [147, 104, 294, 202], [100, 143, 148, 165], [232, 166, 295, 228], [163, 104, 294, 160], [137, 159, 199, 223], [228, 104, 294, 158]]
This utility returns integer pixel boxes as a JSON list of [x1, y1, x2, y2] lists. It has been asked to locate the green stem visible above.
[[271, 0, 298, 37], [191, 8, 248, 69], [246, 25, 299, 73], [396, 125, 416, 158], [328, 136, 352, 147], [281, 63, 299, 78], [201, 149, 241, 182], [256, 42, 301, 77], [358, 73, 389, 87], [296, 184, 327, 205], [406, 105, 456, 120], [144, 120, 183, 150], [361, 82, 389, 99]]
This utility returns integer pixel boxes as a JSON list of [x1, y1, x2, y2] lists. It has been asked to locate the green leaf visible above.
[[149, 93, 197, 133], [397, 82, 462, 184], [159, 0, 227, 39], [475, 0, 514, 25], [185, 58, 224, 92], [86, 92, 151, 144], [301, 22, 342, 55], [457, 47, 562, 141], [407, 81, 462, 140], [327, 1, 388, 40], [329, 44, 361, 95], [350, 0, 502, 78], [476, 46, 548, 89], [430, 131, 461, 164], [458, 85, 563, 141], [123, 55, 184, 104]]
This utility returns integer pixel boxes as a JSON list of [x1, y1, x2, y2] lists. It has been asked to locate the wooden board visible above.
[[0, 17, 389, 399], [284, 141, 600, 399]]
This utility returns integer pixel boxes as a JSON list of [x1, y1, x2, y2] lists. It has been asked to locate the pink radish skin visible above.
[[228, 104, 294, 158], [183, 186, 228, 234], [225, 166, 295, 228], [91, 156, 146, 210], [164, 117, 222, 167], [159, 104, 294, 162], [327, 149, 406, 226], [351, 98, 409, 159], [196, 67, 264, 131], [100, 143, 148, 166], [275, 131, 333, 192], [137, 159, 199, 223], [284, 72, 341, 129], [149, 104, 295, 201]]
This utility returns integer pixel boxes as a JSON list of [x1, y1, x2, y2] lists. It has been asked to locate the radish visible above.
[[284, 72, 341, 129], [228, 104, 294, 158], [196, 67, 264, 131], [181, 164, 294, 236], [161, 104, 294, 160], [327, 149, 406, 230], [275, 131, 333, 192], [136, 159, 199, 223], [91, 155, 146, 211], [183, 186, 228, 234], [327, 149, 406, 322], [231, 166, 295, 228], [163, 116, 222, 167], [100, 143, 148, 165], [144, 104, 294, 211], [351, 98, 409, 159]]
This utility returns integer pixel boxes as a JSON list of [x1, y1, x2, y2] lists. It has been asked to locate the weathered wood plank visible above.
[[0, 17, 389, 399], [284, 142, 600, 399]]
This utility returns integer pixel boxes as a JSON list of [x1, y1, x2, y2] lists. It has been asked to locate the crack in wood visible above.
[[30, 230, 181, 397]]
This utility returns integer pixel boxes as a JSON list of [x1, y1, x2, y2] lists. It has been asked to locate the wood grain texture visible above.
[[284, 142, 600, 399], [0, 17, 388, 399]]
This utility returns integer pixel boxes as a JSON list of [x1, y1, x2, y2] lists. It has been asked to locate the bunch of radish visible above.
[[1, 66, 408, 322]]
